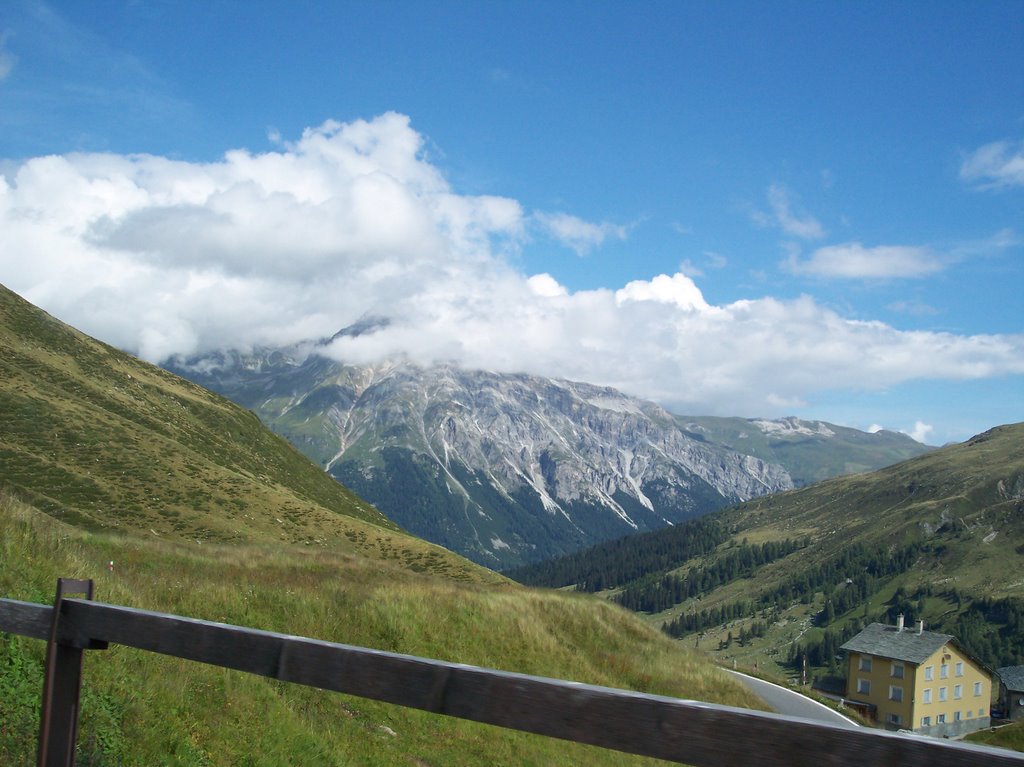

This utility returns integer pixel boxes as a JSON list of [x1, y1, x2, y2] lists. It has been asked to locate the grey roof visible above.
[[997, 666, 1024, 691], [840, 622, 953, 664]]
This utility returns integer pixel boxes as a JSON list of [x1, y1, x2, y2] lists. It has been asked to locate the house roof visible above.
[[840, 622, 954, 664], [997, 666, 1024, 691]]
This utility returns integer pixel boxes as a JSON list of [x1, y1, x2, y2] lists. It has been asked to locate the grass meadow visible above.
[[0, 493, 758, 766]]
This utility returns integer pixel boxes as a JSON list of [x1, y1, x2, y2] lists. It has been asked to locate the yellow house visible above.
[[840, 616, 991, 737]]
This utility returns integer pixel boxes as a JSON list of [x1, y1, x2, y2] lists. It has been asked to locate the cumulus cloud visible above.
[[960, 139, 1024, 190], [754, 184, 826, 240], [2, 113, 1023, 417], [533, 211, 628, 255], [786, 242, 945, 280]]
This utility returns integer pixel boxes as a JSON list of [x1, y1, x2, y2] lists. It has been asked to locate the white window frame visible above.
[[924, 665, 934, 681], [954, 684, 962, 700], [937, 713, 946, 724], [920, 715, 931, 727], [954, 710, 962, 721], [922, 688, 932, 704], [955, 661, 964, 677], [939, 686, 947, 702], [889, 685, 903, 703], [890, 661, 904, 679], [940, 663, 949, 679], [857, 678, 870, 695], [974, 681, 983, 696], [858, 655, 872, 672], [887, 713, 902, 726]]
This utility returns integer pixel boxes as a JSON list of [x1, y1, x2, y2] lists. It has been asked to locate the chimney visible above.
[[897, 614, 904, 632], [918, 620, 924, 635]]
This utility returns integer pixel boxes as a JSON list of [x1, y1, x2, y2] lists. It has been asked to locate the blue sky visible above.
[[0, 0, 1021, 444]]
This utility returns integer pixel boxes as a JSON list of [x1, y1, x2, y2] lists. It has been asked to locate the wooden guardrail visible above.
[[2, 579, 1021, 767]]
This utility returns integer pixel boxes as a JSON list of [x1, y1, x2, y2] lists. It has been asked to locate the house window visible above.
[[857, 678, 870, 695], [954, 684, 962, 700], [967, 710, 973, 719], [922, 688, 932, 704], [940, 664, 949, 679], [955, 661, 964, 677], [887, 713, 902, 726], [859, 656, 872, 672], [921, 716, 931, 727], [937, 713, 946, 724], [974, 682, 983, 696], [891, 661, 904, 679], [939, 687, 947, 702], [924, 665, 934, 681], [954, 711, 962, 721], [889, 685, 903, 703], [979, 709, 986, 717]]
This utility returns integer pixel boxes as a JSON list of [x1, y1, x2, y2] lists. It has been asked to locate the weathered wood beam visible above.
[[0, 598, 51, 640], [25, 597, 1018, 767]]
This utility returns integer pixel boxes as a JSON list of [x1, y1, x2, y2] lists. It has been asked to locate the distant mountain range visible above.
[[167, 332, 931, 567], [676, 414, 934, 486]]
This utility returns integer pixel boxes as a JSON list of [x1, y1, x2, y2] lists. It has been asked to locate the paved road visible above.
[[726, 670, 859, 728]]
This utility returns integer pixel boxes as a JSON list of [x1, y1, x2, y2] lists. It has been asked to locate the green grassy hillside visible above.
[[0, 283, 488, 578], [514, 423, 1024, 685], [724, 422, 1024, 593], [0, 494, 757, 766]]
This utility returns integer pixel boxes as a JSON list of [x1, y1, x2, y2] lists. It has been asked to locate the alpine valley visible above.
[[0, 281, 764, 766], [167, 330, 931, 568]]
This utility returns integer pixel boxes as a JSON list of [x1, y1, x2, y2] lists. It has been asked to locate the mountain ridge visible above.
[[168, 335, 933, 568], [169, 347, 796, 567]]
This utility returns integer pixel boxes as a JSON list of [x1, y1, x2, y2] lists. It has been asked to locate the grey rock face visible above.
[[169, 350, 795, 567]]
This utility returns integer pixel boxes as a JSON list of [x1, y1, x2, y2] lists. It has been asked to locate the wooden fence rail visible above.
[[2, 581, 1022, 767]]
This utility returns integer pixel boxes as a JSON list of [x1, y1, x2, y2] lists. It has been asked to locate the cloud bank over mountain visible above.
[[2, 113, 1022, 419]]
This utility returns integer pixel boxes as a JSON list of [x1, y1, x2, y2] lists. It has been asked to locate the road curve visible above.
[[726, 669, 860, 728]]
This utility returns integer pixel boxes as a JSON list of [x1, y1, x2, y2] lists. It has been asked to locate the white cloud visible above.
[[527, 273, 566, 297], [786, 242, 945, 280], [533, 211, 627, 255], [960, 140, 1024, 190], [759, 184, 826, 240], [902, 421, 934, 444], [616, 273, 710, 312], [2, 114, 1023, 418]]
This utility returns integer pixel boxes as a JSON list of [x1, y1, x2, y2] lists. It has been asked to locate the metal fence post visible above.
[[36, 578, 95, 767]]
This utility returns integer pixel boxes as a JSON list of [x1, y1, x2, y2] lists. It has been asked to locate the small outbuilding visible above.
[[996, 666, 1024, 721]]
